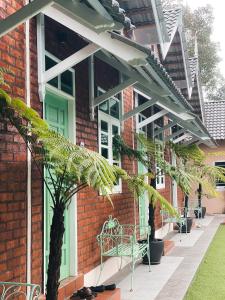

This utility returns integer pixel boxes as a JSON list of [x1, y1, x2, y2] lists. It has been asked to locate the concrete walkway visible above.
[[110, 214, 224, 300]]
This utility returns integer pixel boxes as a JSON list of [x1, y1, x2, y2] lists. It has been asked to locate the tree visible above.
[[0, 78, 176, 298], [162, 0, 225, 100]]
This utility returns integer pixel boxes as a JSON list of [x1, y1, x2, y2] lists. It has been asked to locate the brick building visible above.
[[0, 0, 214, 298]]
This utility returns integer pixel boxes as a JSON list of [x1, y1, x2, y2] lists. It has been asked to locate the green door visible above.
[[44, 91, 70, 281], [138, 115, 148, 235], [138, 159, 148, 234]]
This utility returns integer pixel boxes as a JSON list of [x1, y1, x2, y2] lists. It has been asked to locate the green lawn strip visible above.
[[184, 225, 225, 300]]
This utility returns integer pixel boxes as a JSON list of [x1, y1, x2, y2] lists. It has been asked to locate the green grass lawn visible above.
[[184, 225, 225, 300]]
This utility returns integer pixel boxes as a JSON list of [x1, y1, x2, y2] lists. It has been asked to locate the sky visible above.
[[186, 0, 225, 77]]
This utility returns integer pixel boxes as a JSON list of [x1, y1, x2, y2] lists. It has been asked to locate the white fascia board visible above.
[[122, 99, 157, 121], [178, 27, 193, 99], [43, 43, 101, 83], [93, 78, 137, 107], [0, 0, 54, 38], [55, 0, 116, 32], [151, 0, 169, 60], [173, 133, 190, 144], [43, 5, 148, 66], [137, 109, 168, 129], [85, 0, 113, 21]]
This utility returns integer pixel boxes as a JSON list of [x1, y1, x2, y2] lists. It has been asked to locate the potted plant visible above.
[[194, 183, 206, 218]]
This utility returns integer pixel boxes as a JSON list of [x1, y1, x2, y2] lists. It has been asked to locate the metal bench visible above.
[[160, 208, 187, 241], [97, 215, 151, 291], [0, 282, 41, 299]]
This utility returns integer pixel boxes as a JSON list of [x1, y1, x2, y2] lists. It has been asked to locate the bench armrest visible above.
[[0, 282, 41, 300]]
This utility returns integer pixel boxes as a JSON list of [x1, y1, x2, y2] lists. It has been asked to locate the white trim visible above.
[[173, 133, 190, 144], [98, 88, 122, 194], [37, 13, 46, 102], [45, 51, 75, 97], [43, 43, 100, 84], [137, 109, 168, 129], [155, 140, 165, 190], [43, 80, 77, 285], [164, 128, 186, 142], [94, 78, 137, 108], [25, 10, 32, 297]]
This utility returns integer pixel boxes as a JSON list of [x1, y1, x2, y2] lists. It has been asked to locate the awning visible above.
[[0, 0, 215, 147]]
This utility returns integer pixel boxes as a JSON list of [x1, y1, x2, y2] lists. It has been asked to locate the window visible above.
[[45, 52, 75, 96], [215, 162, 225, 188], [155, 141, 165, 189], [98, 90, 121, 193]]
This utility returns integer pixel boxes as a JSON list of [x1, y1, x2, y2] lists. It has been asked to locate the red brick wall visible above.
[[0, 0, 28, 283], [75, 58, 136, 274]]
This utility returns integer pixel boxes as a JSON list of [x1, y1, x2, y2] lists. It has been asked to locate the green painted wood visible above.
[[44, 91, 70, 281]]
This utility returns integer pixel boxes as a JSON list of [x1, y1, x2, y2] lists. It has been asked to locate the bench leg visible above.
[[130, 259, 135, 292], [96, 255, 103, 285], [147, 247, 151, 272], [119, 256, 123, 270]]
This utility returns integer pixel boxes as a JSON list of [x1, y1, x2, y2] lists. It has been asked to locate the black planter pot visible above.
[[179, 217, 193, 233], [142, 239, 164, 265], [194, 207, 206, 219]]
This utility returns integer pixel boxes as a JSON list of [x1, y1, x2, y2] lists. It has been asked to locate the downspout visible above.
[[25, 1, 32, 295], [171, 150, 178, 207]]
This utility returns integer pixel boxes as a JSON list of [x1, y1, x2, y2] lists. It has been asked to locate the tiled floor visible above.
[[108, 215, 224, 300]]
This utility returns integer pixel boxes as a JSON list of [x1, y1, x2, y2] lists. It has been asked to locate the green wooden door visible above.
[[138, 115, 148, 235], [45, 92, 70, 281], [138, 159, 148, 234]]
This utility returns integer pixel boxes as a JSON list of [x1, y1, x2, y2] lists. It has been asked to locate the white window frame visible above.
[[215, 161, 225, 190], [45, 51, 75, 97], [155, 139, 165, 190], [98, 88, 122, 194]]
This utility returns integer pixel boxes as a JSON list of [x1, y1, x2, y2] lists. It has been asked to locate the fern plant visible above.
[[0, 86, 176, 299]]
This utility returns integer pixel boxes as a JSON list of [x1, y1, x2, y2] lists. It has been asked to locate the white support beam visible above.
[[89, 55, 95, 121], [173, 133, 191, 144], [0, 0, 54, 38], [138, 109, 168, 129], [93, 78, 137, 107], [43, 43, 100, 83], [183, 136, 199, 145], [37, 14, 46, 102], [164, 128, 186, 142], [122, 99, 156, 121], [167, 113, 205, 140], [154, 120, 177, 136]]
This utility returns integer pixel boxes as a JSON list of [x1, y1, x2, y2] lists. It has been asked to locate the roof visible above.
[[117, 0, 155, 26], [111, 31, 194, 111], [188, 56, 198, 85], [204, 101, 225, 140], [99, 0, 135, 30], [163, 8, 181, 40]]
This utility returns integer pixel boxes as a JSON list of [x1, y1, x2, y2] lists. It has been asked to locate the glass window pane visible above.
[[110, 99, 119, 119], [61, 70, 73, 95], [101, 120, 108, 132], [45, 56, 58, 88], [112, 125, 119, 136], [101, 148, 108, 159], [99, 100, 109, 114], [101, 133, 108, 145]]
